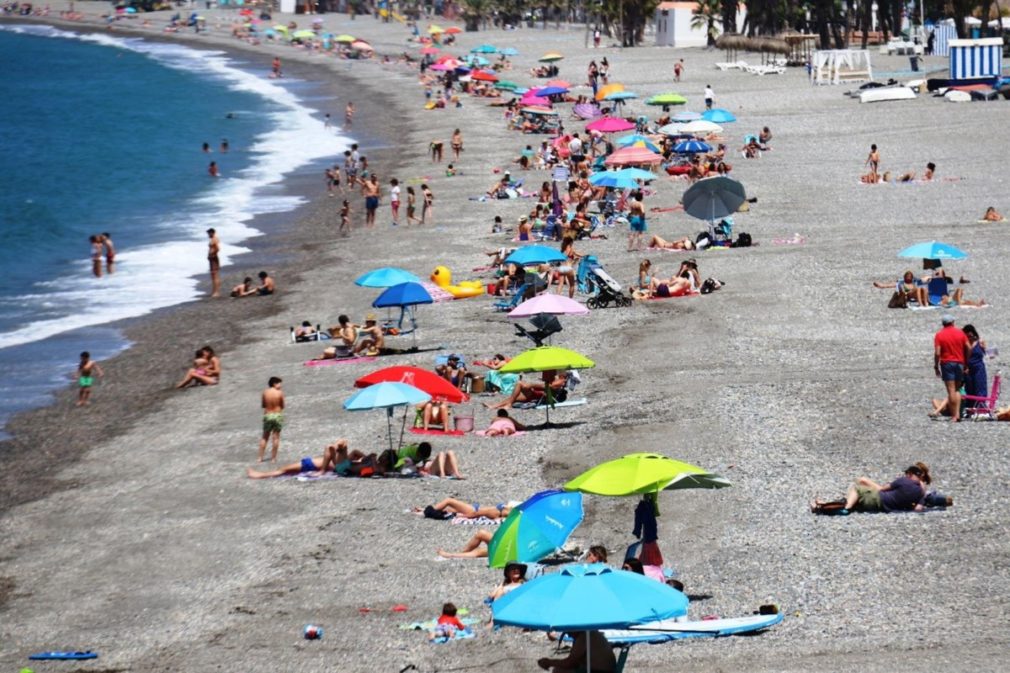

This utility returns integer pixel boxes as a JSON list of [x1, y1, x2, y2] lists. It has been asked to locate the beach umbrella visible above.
[[488, 490, 584, 568], [428, 62, 454, 71], [355, 267, 420, 288], [646, 93, 687, 109], [444, 26, 462, 34], [682, 176, 747, 224], [292, 29, 316, 39], [605, 91, 638, 101], [463, 55, 490, 67], [616, 134, 661, 153], [534, 86, 569, 97], [586, 117, 635, 133], [898, 241, 968, 260], [589, 171, 640, 189], [504, 245, 567, 266], [521, 106, 555, 115], [677, 120, 723, 135], [272, 24, 290, 34], [334, 33, 355, 42], [573, 103, 602, 120], [702, 108, 736, 123], [427, 24, 444, 34], [595, 83, 624, 101], [420, 46, 440, 55], [500, 346, 594, 425], [500, 47, 519, 56], [673, 139, 712, 154], [351, 40, 372, 52], [604, 146, 664, 166], [494, 80, 520, 91], [343, 382, 431, 451], [520, 95, 552, 107], [509, 294, 589, 319], [564, 453, 731, 496], [672, 110, 702, 122], [355, 366, 467, 403], [493, 563, 688, 631], [539, 52, 564, 62], [471, 70, 499, 82], [372, 282, 433, 350], [471, 43, 499, 53], [613, 167, 657, 182], [546, 79, 570, 88]]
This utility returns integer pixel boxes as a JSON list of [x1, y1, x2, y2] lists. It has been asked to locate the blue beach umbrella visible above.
[[605, 91, 638, 102], [702, 108, 737, 123], [614, 167, 656, 181], [487, 489, 584, 568], [471, 43, 498, 53], [500, 47, 519, 56], [355, 267, 420, 288], [534, 86, 569, 97], [672, 110, 702, 122], [344, 382, 431, 451], [616, 134, 660, 153], [492, 563, 689, 630], [898, 241, 968, 260], [504, 245, 567, 266], [463, 54, 490, 67], [371, 282, 433, 307], [673, 139, 712, 154], [589, 171, 640, 189]]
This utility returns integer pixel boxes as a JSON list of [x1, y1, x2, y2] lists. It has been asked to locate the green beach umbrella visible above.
[[334, 33, 356, 43], [487, 490, 584, 568], [646, 93, 687, 108], [495, 80, 520, 90], [499, 346, 594, 373], [292, 29, 316, 39], [564, 453, 731, 496]]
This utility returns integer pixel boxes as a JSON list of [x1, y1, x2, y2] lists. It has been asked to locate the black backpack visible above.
[[732, 232, 753, 248]]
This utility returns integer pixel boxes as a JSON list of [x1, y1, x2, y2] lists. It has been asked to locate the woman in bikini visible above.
[[483, 409, 526, 436], [415, 498, 516, 520], [176, 346, 221, 388], [648, 233, 695, 251]]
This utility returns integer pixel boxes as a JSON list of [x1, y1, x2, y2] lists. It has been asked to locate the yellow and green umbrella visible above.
[[499, 346, 594, 373], [646, 92, 687, 107], [334, 33, 356, 43], [539, 52, 564, 62], [564, 452, 731, 496]]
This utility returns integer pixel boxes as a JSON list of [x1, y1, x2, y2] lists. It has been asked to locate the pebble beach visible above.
[[2, 5, 1010, 672]]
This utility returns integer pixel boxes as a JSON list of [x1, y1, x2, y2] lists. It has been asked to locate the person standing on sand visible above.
[[77, 351, 103, 407], [704, 84, 714, 110], [934, 314, 971, 423], [674, 59, 684, 82], [259, 376, 285, 462], [345, 101, 354, 127], [451, 128, 463, 160], [390, 178, 401, 226], [89, 235, 103, 278], [362, 174, 380, 228], [101, 232, 115, 274], [207, 228, 221, 297], [406, 186, 420, 225], [865, 144, 880, 180], [421, 183, 433, 224], [340, 199, 351, 233]]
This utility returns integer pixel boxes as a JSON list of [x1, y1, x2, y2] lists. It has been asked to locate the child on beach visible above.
[[258, 376, 285, 462], [340, 200, 351, 233], [89, 235, 103, 278], [390, 178, 401, 225], [428, 603, 469, 642], [76, 351, 103, 406]]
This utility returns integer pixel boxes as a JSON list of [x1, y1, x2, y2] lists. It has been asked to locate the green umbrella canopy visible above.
[[499, 346, 595, 373], [564, 452, 731, 496], [647, 93, 687, 106], [495, 80, 520, 90]]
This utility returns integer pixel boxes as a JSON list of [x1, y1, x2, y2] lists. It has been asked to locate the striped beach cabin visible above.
[[931, 20, 957, 56], [948, 38, 1003, 79]]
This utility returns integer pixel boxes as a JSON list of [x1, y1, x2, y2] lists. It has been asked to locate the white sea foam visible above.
[[0, 25, 350, 350]]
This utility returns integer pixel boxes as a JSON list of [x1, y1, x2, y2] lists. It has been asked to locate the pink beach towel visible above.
[[304, 356, 378, 367], [474, 430, 527, 437]]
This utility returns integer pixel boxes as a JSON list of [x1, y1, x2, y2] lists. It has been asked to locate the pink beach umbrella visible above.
[[429, 62, 453, 71], [520, 94, 551, 106], [509, 294, 590, 319], [586, 117, 636, 133], [604, 146, 664, 166], [420, 46, 440, 55]]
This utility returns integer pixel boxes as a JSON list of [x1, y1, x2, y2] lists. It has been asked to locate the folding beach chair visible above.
[[926, 277, 951, 306], [962, 374, 1001, 421]]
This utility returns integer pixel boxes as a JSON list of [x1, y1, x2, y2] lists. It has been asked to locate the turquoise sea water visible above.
[[0, 25, 349, 436]]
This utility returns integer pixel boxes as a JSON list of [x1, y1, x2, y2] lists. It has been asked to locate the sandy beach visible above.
[[2, 5, 1010, 672]]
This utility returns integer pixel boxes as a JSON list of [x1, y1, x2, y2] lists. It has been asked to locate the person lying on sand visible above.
[[898, 162, 935, 183], [483, 370, 568, 409], [246, 439, 383, 479], [810, 463, 939, 515], [982, 206, 1005, 222], [293, 321, 317, 341], [483, 409, 526, 436], [415, 498, 519, 520], [648, 233, 696, 251], [437, 529, 494, 559]]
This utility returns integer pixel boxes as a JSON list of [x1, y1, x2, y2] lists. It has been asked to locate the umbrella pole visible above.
[[386, 407, 394, 452], [398, 405, 408, 450]]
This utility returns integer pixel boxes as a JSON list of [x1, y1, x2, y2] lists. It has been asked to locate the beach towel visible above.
[[420, 281, 455, 303], [429, 627, 476, 644], [399, 615, 477, 630], [451, 516, 502, 526], [475, 430, 527, 437], [409, 428, 466, 436], [304, 356, 377, 367]]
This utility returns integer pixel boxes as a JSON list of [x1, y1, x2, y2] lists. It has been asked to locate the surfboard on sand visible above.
[[601, 612, 783, 644]]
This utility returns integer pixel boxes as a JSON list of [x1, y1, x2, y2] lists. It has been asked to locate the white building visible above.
[[654, 1, 746, 48]]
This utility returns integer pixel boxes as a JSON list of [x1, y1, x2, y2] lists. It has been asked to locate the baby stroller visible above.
[[514, 314, 563, 347], [577, 256, 632, 309]]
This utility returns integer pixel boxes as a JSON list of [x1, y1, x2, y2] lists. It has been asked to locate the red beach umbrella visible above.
[[604, 146, 664, 166], [355, 366, 468, 404], [471, 69, 499, 82]]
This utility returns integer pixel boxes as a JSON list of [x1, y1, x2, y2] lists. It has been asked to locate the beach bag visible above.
[[732, 232, 752, 248], [812, 500, 848, 515], [888, 291, 908, 309]]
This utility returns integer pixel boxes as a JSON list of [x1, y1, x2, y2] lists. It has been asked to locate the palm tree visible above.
[[692, 0, 722, 46]]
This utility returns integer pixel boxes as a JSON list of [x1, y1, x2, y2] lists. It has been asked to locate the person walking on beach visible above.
[[390, 178, 401, 226], [207, 228, 221, 297], [674, 59, 684, 82], [343, 150, 357, 189], [89, 235, 103, 278], [101, 232, 115, 274], [340, 199, 351, 233], [934, 314, 971, 423], [451, 129, 463, 160], [421, 183, 434, 224], [345, 101, 354, 127], [704, 84, 714, 110], [362, 174, 380, 228], [865, 144, 880, 181], [258, 376, 285, 462], [406, 186, 420, 225], [77, 351, 103, 407]]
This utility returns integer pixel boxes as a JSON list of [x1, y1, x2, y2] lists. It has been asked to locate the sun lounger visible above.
[[513, 397, 588, 410]]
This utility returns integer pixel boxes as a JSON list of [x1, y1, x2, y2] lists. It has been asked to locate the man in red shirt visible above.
[[934, 314, 972, 422]]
